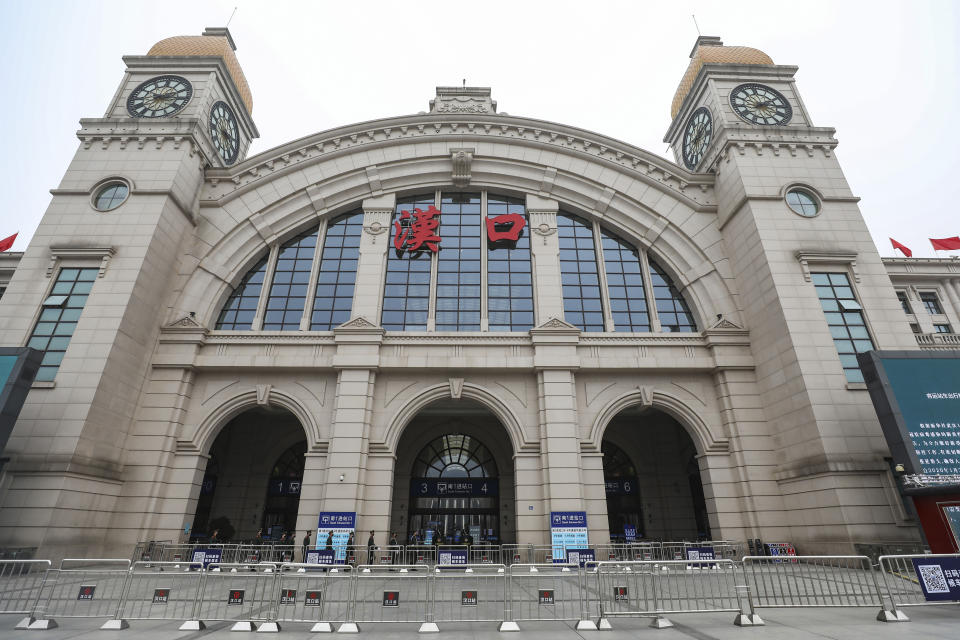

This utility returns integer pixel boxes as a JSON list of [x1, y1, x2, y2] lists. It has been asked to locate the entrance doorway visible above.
[[192, 406, 306, 542], [408, 434, 499, 544], [603, 406, 710, 541], [390, 398, 515, 544]]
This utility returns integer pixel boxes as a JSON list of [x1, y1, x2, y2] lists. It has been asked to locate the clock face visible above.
[[729, 83, 792, 125], [209, 101, 240, 165], [127, 75, 192, 118], [682, 107, 713, 170]]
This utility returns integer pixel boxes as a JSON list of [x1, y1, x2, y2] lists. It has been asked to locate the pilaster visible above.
[[526, 195, 563, 323], [351, 194, 395, 321]]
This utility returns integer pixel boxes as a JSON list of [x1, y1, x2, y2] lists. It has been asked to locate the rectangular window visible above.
[[436, 193, 482, 331], [601, 230, 650, 331], [920, 292, 943, 315], [382, 195, 435, 330], [896, 291, 912, 315], [311, 212, 362, 330], [910, 323, 921, 334], [263, 229, 318, 330], [812, 272, 875, 383], [487, 196, 533, 331], [934, 324, 953, 334], [557, 214, 604, 332], [27, 267, 98, 381]]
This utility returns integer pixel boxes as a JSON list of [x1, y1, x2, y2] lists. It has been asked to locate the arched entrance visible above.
[[191, 406, 307, 542], [390, 398, 515, 544], [603, 406, 710, 541]]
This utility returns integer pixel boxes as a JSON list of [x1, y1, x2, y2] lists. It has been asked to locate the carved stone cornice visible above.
[[47, 246, 115, 278], [200, 113, 715, 210]]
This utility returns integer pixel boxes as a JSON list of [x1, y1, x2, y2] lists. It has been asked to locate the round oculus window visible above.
[[93, 182, 129, 211], [785, 188, 819, 217]]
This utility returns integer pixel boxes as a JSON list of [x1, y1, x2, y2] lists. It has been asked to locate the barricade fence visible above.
[[742, 555, 883, 608], [592, 559, 747, 628], [878, 553, 960, 618], [31, 559, 131, 627], [12, 552, 960, 631], [117, 561, 202, 623]]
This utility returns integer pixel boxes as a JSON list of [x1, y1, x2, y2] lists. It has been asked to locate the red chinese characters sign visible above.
[[393, 205, 442, 254], [485, 213, 526, 243]]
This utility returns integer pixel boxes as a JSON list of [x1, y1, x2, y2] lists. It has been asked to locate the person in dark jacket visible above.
[[302, 530, 311, 562], [367, 530, 376, 563]]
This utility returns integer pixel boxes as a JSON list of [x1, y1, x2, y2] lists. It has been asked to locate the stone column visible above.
[[320, 322, 385, 537], [531, 321, 595, 543], [350, 194, 395, 323], [526, 195, 564, 323]]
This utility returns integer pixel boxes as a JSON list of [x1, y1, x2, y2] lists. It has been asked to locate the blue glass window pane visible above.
[[25, 267, 98, 380], [648, 259, 697, 332], [813, 271, 875, 382], [311, 211, 363, 330], [382, 194, 437, 330], [216, 257, 268, 330], [557, 213, 605, 332]]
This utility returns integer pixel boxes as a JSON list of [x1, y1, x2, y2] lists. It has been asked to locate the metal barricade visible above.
[[370, 545, 403, 566], [0, 559, 51, 629], [431, 564, 507, 628], [29, 559, 132, 630], [500, 544, 531, 565], [596, 544, 632, 562], [113, 561, 202, 626], [274, 563, 354, 632], [190, 562, 279, 631], [629, 542, 661, 561], [709, 540, 745, 561], [404, 545, 436, 566], [267, 545, 296, 564], [660, 542, 689, 561], [877, 553, 960, 622], [347, 564, 432, 631], [742, 555, 883, 609], [158, 543, 198, 564], [505, 563, 590, 628], [468, 545, 502, 565]]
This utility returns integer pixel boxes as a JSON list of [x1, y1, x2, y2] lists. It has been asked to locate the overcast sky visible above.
[[1, 0, 958, 257]]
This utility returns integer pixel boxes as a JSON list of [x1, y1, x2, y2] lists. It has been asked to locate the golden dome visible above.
[[671, 39, 773, 119], [148, 31, 252, 114]]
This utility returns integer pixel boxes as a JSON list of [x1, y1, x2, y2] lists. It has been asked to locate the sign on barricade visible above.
[[878, 553, 960, 621], [438, 548, 468, 567], [431, 564, 506, 628], [503, 563, 592, 630], [275, 563, 353, 632], [28, 559, 131, 630], [592, 559, 751, 629], [189, 562, 278, 631], [347, 565, 432, 632], [113, 561, 202, 628]]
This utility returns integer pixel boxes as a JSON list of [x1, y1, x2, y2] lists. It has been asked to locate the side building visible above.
[[0, 29, 952, 560]]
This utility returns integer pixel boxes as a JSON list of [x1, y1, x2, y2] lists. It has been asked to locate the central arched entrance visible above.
[[390, 398, 515, 544], [408, 434, 500, 543]]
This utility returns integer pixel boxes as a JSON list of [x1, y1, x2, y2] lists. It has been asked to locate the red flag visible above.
[[890, 238, 912, 257], [930, 236, 960, 251], [0, 232, 16, 252]]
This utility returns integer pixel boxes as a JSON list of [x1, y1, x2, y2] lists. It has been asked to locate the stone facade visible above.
[[0, 29, 955, 561]]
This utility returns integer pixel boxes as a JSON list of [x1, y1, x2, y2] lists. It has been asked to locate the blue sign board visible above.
[[550, 511, 587, 528], [604, 478, 637, 495], [624, 525, 637, 542], [411, 478, 498, 497], [859, 352, 960, 479], [317, 512, 356, 563], [306, 549, 335, 565], [318, 512, 356, 528], [438, 549, 468, 566], [268, 478, 302, 496], [912, 557, 960, 601], [191, 548, 222, 568], [565, 548, 595, 567], [686, 546, 716, 567]]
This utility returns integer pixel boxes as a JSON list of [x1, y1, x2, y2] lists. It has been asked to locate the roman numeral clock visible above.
[[729, 83, 793, 126]]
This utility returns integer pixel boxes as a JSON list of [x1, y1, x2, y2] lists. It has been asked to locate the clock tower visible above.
[[664, 37, 917, 551], [0, 28, 258, 558]]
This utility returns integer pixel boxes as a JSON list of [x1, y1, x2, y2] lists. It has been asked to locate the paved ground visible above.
[[2, 606, 959, 639]]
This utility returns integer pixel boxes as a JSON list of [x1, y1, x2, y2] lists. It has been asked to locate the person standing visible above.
[[302, 530, 311, 563], [367, 530, 376, 564], [389, 531, 399, 564], [347, 531, 356, 566]]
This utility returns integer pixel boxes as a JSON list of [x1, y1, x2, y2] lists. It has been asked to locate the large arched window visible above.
[[412, 434, 498, 478], [214, 210, 362, 331], [558, 210, 697, 333], [381, 191, 533, 332]]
